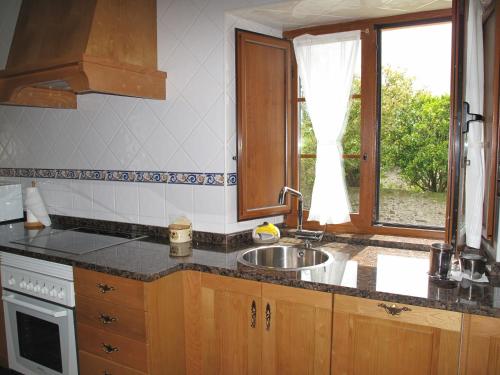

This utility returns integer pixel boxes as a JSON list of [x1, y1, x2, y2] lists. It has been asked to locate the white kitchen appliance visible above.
[[1, 252, 77, 375], [0, 183, 23, 223]]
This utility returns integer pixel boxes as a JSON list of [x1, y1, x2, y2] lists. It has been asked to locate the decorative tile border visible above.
[[0, 168, 234, 186], [227, 172, 237, 186]]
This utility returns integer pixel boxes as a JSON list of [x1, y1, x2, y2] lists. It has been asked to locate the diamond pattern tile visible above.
[[78, 127, 107, 167], [93, 106, 122, 145], [162, 0, 200, 40], [183, 122, 222, 171], [126, 100, 161, 145], [163, 96, 201, 144], [108, 126, 141, 169], [184, 13, 223, 64], [183, 66, 223, 119]]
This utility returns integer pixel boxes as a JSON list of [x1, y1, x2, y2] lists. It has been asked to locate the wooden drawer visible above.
[[79, 351, 147, 375], [334, 295, 462, 332], [76, 295, 147, 342], [74, 268, 145, 311], [77, 323, 149, 372]]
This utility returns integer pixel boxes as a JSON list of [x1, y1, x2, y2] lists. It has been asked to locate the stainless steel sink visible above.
[[237, 245, 332, 271]]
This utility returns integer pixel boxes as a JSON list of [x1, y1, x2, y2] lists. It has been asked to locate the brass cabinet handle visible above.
[[250, 300, 257, 328], [101, 343, 119, 354], [97, 283, 115, 294], [265, 303, 271, 330], [99, 313, 117, 324], [378, 303, 411, 316], [103, 371, 112, 375]]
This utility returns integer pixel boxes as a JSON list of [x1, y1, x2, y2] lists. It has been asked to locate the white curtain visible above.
[[293, 31, 360, 224], [465, 0, 484, 249]]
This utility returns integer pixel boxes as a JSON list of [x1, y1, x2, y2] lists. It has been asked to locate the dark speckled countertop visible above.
[[1, 222, 499, 318]]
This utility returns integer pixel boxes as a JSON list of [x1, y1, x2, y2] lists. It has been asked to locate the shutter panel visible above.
[[236, 29, 293, 221]]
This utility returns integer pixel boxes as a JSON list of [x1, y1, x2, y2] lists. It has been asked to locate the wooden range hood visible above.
[[0, 0, 166, 109]]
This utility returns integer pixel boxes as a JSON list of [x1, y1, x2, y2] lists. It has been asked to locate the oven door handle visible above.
[[2, 294, 68, 318]]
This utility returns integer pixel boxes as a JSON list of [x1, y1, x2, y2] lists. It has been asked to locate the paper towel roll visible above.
[[24, 186, 51, 226]]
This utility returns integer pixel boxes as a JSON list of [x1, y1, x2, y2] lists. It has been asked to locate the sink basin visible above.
[[237, 245, 332, 271]]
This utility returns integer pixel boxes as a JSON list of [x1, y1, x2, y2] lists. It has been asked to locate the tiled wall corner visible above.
[[0, 0, 286, 234]]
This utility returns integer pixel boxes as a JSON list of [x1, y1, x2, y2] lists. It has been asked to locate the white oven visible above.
[[1, 252, 78, 375]]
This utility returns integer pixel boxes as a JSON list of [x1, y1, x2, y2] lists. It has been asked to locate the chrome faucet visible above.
[[278, 186, 324, 248], [278, 186, 303, 231]]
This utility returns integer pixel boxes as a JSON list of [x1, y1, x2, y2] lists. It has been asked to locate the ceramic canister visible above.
[[170, 241, 193, 257], [169, 223, 192, 243]]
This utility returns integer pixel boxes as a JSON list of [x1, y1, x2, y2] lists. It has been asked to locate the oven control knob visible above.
[[57, 290, 65, 300], [49, 288, 57, 297], [19, 280, 27, 289], [34, 284, 41, 293], [27, 282, 34, 291], [7, 277, 15, 286], [41, 286, 49, 295]]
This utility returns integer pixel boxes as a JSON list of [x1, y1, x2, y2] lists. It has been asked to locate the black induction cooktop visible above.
[[11, 227, 147, 255]]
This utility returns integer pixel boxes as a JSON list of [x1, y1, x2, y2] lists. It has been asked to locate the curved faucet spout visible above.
[[278, 186, 303, 231]]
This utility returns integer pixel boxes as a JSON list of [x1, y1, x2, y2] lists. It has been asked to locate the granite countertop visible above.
[[0, 222, 499, 318]]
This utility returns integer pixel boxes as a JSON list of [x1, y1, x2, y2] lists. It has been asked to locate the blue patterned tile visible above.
[[80, 170, 106, 180], [0, 168, 16, 177], [34, 169, 56, 178], [18, 168, 35, 178], [227, 173, 237, 186], [56, 169, 80, 179], [138, 171, 168, 183], [106, 170, 136, 182]]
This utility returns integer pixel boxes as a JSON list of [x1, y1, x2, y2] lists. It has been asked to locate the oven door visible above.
[[2, 290, 77, 375]]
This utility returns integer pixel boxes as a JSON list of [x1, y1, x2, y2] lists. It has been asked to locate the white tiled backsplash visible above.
[[0, 0, 284, 233]]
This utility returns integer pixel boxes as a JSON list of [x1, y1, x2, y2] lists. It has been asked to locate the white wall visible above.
[[0, 0, 284, 233]]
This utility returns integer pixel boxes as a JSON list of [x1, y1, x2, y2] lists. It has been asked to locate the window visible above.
[[376, 22, 452, 229], [291, 10, 453, 239]]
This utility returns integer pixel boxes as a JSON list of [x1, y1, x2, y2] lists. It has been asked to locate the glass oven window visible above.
[[16, 311, 63, 373]]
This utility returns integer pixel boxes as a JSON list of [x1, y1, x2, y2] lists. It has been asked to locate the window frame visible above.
[[284, 9, 453, 240]]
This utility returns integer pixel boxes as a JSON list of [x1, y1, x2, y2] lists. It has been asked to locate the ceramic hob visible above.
[[11, 227, 146, 255]]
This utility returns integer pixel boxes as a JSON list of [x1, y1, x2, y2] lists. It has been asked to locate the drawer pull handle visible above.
[[250, 300, 256, 328], [97, 283, 115, 294], [103, 371, 112, 375], [378, 303, 411, 316], [99, 313, 117, 324], [102, 343, 119, 354], [265, 303, 271, 330]]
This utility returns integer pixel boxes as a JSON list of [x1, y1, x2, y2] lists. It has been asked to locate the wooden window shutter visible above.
[[236, 29, 293, 221]]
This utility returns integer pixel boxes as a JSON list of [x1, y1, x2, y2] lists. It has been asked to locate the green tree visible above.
[[383, 91, 450, 192]]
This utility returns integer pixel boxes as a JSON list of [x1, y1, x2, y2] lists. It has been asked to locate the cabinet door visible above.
[[460, 314, 500, 375], [200, 274, 262, 375], [261, 283, 332, 375], [332, 295, 462, 375], [236, 29, 293, 221]]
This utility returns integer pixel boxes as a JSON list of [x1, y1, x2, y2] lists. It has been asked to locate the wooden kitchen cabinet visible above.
[[332, 295, 462, 375], [199, 273, 262, 375], [460, 314, 500, 374], [261, 283, 333, 375], [74, 268, 187, 375], [194, 273, 333, 375]]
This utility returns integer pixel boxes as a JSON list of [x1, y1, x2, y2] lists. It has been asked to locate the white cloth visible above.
[[293, 31, 360, 224], [464, 0, 484, 249]]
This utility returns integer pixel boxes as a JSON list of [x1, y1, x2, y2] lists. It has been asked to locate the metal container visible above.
[[428, 243, 453, 280], [459, 253, 487, 280]]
